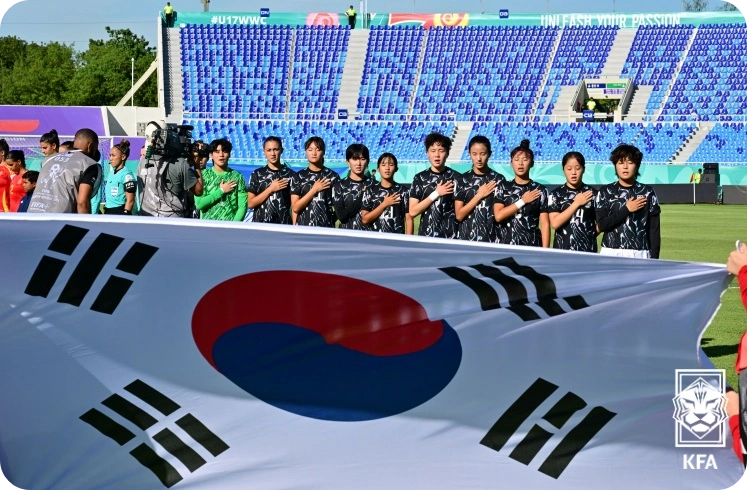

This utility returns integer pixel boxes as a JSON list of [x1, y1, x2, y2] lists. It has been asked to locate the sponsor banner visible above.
[[0, 215, 743, 489], [172, 11, 745, 28], [0, 105, 105, 136]]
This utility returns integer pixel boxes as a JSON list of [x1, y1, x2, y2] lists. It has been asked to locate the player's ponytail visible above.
[[511, 139, 534, 164]]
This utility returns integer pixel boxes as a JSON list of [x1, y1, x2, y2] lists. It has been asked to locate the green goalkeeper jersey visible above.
[[194, 167, 248, 221]]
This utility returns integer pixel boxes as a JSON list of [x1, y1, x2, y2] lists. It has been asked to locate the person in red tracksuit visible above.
[[725, 242, 747, 464]]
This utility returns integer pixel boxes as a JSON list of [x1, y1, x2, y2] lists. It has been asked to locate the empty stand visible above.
[[661, 24, 747, 121], [688, 122, 747, 163]]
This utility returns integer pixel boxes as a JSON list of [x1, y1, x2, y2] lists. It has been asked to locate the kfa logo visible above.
[[673, 369, 727, 448], [480, 378, 616, 479], [439, 257, 589, 321], [80, 379, 229, 488], [24, 225, 158, 314]]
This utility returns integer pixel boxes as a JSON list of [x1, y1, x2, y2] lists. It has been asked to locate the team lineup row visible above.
[[200, 132, 660, 258]]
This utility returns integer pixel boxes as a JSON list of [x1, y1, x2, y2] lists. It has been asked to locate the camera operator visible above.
[[137, 121, 204, 218]]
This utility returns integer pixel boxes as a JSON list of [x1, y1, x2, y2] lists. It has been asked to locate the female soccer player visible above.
[[548, 151, 598, 252], [7, 150, 28, 212], [195, 138, 247, 221], [408, 132, 459, 238], [291, 136, 339, 227], [361, 153, 412, 234], [333, 144, 373, 230], [595, 144, 661, 258], [39, 129, 60, 157], [104, 140, 136, 215], [0, 139, 10, 212], [248, 136, 295, 224], [455, 136, 506, 242], [493, 140, 550, 247]]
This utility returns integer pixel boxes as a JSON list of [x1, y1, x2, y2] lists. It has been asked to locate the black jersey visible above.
[[410, 167, 460, 239], [497, 179, 549, 247], [290, 167, 340, 227], [548, 184, 598, 252], [455, 169, 507, 242], [361, 182, 410, 234], [247, 165, 296, 224], [333, 176, 374, 230], [595, 181, 661, 252]]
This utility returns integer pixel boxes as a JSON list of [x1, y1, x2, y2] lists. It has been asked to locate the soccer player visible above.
[[548, 151, 598, 252], [0, 139, 10, 212], [408, 133, 459, 239], [596, 144, 661, 258], [39, 129, 60, 158], [104, 140, 136, 215], [493, 140, 550, 247], [361, 153, 412, 234], [291, 136, 339, 227], [7, 150, 28, 212], [194, 138, 248, 221], [455, 136, 506, 242], [247, 136, 295, 225], [17, 171, 38, 213], [334, 144, 373, 230]]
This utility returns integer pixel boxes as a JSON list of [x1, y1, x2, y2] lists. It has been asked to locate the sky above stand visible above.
[[0, 0, 742, 51]]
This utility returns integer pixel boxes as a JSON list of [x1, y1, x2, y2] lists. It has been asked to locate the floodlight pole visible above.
[[131, 58, 135, 107]]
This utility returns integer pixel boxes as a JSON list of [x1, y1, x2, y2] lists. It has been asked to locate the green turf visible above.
[[659, 205, 745, 389], [414, 205, 745, 387]]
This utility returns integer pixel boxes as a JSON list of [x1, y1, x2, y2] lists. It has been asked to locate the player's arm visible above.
[[233, 177, 248, 222], [124, 175, 136, 214], [405, 213, 414, 235], [409, 180, 454, 217], [194, 179, 228, 211], [649, 213, 661, 259], [248, 177, 288, 209], [456, 181, 496, 222], [292, 178, 329, 214], [361, 192, 399, 225], [494, 189, 542, 222], [540, 212, 551, 248], [76, 164, 99, 214], [596, 196, 645, 232], [333, 182, 362, 223]]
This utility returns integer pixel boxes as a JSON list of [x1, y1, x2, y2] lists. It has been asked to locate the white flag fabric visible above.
[[0, 214, 743, 489]]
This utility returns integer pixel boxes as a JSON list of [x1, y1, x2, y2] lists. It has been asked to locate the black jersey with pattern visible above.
[[455, 168, 507, 242], [497, 179, 549, 247], [410, 167, 460, 239], [333, 176, 374, 230], [290, 167, 340, 227], [595, 181, 661, 251], [247, 164, 296, 224], [361, 182, 410, 234], [548, 184, 598, 252]]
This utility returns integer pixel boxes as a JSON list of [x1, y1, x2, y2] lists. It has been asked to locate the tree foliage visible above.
[[0, 27, 157, 107], [716, 2, 738, 11], [683, 0, 710, 11]]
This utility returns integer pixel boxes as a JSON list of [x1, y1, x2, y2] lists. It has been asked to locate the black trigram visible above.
[[439, 257, 589, 321], [480, 378, 616, 479], [80, 379, 229, 488], [24, 224, 158, 314]]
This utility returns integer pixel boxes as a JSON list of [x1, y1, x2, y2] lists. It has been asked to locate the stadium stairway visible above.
[[600, 29, 637, 77], [337, 29, 369, 118], [549, 86, 576, 118], [164, 28, 184, 118], [625, 85, 654, 122], [451, 122, 474, 159], [655, 27, 698, 121], [530, 30, 563, 118], [407, 30, 429, 117], [670, 122, 716, 164]]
